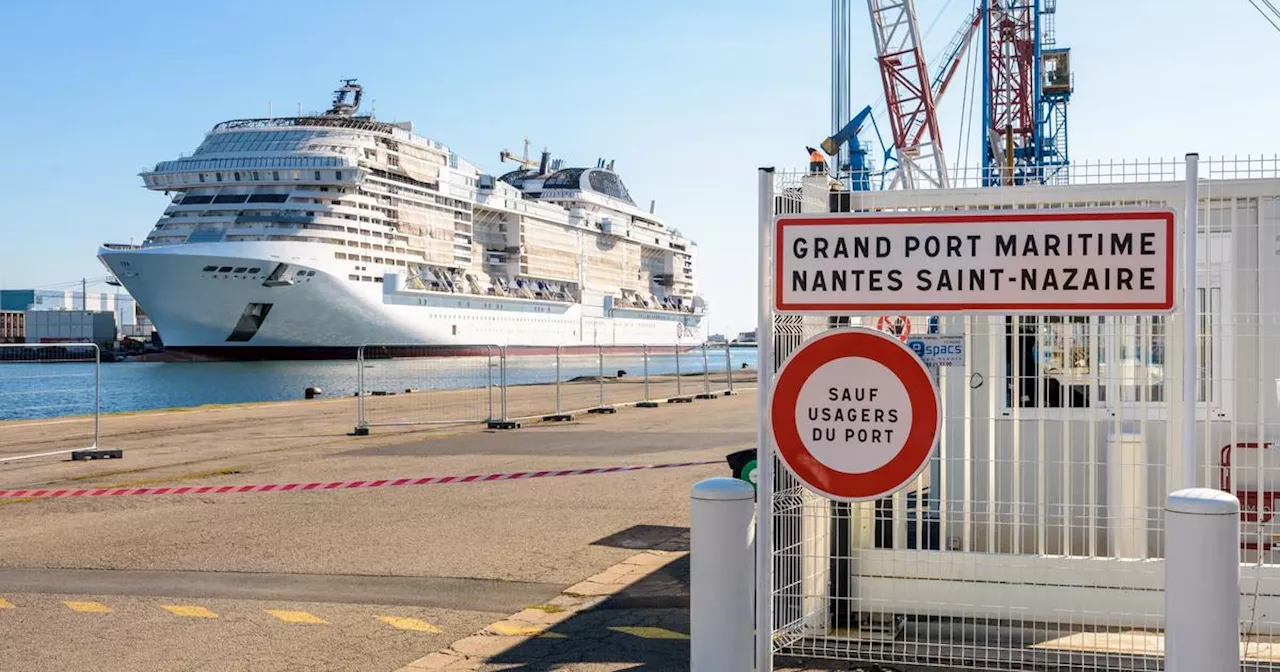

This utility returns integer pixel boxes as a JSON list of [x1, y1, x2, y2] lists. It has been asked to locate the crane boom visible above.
[[930, 6, 983, 108], [866, 0, 949, 190]]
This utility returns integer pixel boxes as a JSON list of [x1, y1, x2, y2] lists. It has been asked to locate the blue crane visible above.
[[820, 105, 880, 191]]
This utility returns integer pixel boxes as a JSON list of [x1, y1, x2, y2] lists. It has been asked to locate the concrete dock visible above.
[[0, 373, 757, 671]]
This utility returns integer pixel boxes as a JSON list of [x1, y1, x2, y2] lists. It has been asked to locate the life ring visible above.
[[876, 315, 911, 341]]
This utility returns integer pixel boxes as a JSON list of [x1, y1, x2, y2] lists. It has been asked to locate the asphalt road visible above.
[[0, 388, 757, 671]]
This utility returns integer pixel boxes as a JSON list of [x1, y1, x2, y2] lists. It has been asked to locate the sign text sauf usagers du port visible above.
[[774, 209, 1176, 314]]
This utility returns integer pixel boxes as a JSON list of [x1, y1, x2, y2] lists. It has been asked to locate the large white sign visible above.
[[775, 209, 1175, 314]]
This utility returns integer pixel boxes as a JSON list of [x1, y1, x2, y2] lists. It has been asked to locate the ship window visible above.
[[307, 271, 316, 277], [315, 171, 322, 181], [251, 171, 260, 181], [234, 172, 241, 181], [233, 267, 247, 273], [199, 173, 206, 183], [335, 171, 343, 181], [202, 265, 217, 272], [349, 274, 359, 281], [587, 170, 632, 203], [215, 173, 223, 181], [293, 171, 300, 180], [218, 266, 233, 272], [246, 194, 288, 203], [272, 171, 280, 181], [248, 267, 261, 274], [296, 270, 307, 276], [543, 168, 585, 190]]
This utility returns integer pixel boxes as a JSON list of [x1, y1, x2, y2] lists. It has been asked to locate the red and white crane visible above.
[[865, 0, 950, 190]]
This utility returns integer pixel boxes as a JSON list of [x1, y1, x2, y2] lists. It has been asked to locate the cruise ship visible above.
[[98, 80, 706, 359]]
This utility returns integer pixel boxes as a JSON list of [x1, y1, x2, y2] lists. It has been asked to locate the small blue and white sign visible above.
[[907, 334, 964, 368]]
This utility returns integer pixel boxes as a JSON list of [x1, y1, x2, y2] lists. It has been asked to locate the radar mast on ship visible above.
[[327, 79, 363, 117]]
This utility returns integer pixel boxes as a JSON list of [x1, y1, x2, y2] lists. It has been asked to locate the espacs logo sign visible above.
[[906, 334, 964, 368]]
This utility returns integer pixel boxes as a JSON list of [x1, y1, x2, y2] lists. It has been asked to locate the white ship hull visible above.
[[100, 241, 705, 358]]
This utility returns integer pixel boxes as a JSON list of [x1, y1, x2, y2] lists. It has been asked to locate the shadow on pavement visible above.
[[484, 546, 692, 670]]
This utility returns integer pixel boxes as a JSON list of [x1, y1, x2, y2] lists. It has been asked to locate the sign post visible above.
[[755, 190, 1178, 671]]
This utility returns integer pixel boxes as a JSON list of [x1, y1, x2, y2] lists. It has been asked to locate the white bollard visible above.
[[1165, 488, 1240, 672], [691, 477, 755, 672]]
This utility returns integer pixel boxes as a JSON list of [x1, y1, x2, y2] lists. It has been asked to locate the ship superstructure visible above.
[[98, 80, 706, 357]]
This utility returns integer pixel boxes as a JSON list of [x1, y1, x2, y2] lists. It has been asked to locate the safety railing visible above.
[[352, 343, 755, 434], [0, 343, 115, 462]]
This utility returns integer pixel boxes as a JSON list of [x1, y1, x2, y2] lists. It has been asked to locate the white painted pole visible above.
[[691, 477, 756, 672], [1182, 153, 1199, 489], [1164, 488, 1239, 671], [1106, 432, 1149, 559], [755, 167, 776, 672]]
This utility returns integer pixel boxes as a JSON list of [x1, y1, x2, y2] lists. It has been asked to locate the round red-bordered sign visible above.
[[876, 315, 911, 341], [769, 327, 940, 502]]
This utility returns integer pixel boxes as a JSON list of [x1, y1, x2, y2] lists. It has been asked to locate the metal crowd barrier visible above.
[[352, 343, 751, 434], [0, 342, 121, 462]]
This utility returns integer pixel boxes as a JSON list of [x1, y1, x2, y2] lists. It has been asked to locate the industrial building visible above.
[[0, 287, 157, 349], [22, 310, 118, 348], [0, 311, 23, 343], [0, 289, 138, 330]]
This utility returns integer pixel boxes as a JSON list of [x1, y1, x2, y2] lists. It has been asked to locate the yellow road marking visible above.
[[0, 597, 13, 609], [608, 626, 689, 640], [266, 609, 326, 625], [63, 601, 111, 613], [162, 605, 218, 619], [539, 632, 568, 639], [377, 616, 442, 633]]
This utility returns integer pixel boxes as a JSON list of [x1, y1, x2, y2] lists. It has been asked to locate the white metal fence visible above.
[[353, 343, 748, 433], [760, 156, 1280, 671], [0, 343, 103, 462]]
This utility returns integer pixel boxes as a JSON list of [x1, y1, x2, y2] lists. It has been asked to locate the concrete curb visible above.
[[395, 538, 689, 671]]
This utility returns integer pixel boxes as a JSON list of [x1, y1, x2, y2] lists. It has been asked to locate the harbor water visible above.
[[0, 347, 758, 421]]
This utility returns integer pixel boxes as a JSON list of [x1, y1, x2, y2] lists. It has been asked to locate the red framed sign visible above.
[[774, 208, 1176, 314]]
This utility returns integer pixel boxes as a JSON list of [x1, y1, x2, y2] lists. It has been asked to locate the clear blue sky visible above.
[[1, 0, 1276, 337]]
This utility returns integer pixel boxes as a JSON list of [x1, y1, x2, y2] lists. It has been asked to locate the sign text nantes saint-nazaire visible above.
[[774, 209, 1176, 314]]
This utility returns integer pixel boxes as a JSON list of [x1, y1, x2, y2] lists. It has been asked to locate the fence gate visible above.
[[755, 157, 1280, 671]]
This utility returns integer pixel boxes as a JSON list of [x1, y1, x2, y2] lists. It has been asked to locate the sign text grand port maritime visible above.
[[773, 209, 1176, 314]]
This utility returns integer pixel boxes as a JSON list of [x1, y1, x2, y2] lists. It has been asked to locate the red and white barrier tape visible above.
[[0, 460, 721, 499]]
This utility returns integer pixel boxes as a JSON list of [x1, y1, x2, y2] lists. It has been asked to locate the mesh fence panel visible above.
[[355, 345, 499, 428], [0, 343, 101, 456], [762, 157, 1280, 671]]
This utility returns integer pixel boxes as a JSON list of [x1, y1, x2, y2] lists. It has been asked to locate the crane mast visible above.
[[981, 0, 1072, 186], [866, 0, 949, 190]]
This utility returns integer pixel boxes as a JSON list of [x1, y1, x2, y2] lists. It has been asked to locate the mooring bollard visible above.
[[1164, 487, 1240, 672], [691, 477, 755, 672]]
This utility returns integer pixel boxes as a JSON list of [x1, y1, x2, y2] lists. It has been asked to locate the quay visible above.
[[0, 372, 756, 671]]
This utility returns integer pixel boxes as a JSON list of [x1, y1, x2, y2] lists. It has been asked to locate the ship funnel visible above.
[[649, 200, 656, 213], [539, 150, 550, 174]]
